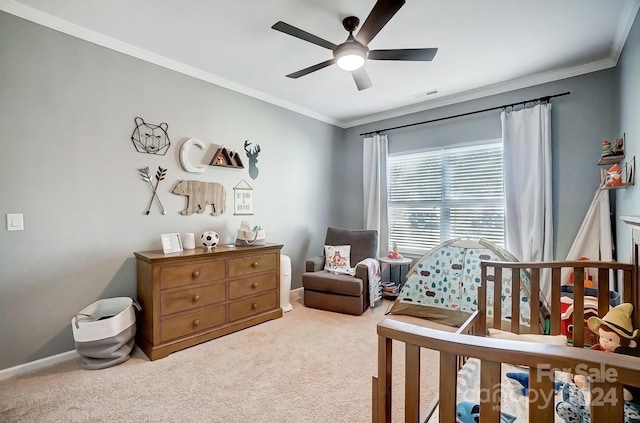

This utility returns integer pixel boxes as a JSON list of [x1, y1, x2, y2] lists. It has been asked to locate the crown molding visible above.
[[341, 56, 617, 128]]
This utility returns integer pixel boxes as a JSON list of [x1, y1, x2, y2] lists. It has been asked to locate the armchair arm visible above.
[[354, 263, 370, 283], [305, 256, 325, 272]]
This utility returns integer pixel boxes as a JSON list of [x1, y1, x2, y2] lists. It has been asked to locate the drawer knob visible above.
[[252, 262, 258, 268], [193, 295, 200, 303], [193, 319, 200, 327], [192, 270, 200, 279], [252, 282, 258, 289], [252, 303, 258, 310]]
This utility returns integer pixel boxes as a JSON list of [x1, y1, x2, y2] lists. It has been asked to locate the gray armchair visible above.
[[302, 227, 378, 316]]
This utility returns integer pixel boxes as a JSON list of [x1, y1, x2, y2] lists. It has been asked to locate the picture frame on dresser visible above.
[[160, 233, 183, 254]]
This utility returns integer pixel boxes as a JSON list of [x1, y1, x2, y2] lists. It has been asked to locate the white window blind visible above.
[[388, 141, 504, 255]]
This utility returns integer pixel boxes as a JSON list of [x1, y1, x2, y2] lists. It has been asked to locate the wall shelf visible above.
[[209, 146, 244, 169], [599, 155, 635, 190], [597, 154, 625, 166]]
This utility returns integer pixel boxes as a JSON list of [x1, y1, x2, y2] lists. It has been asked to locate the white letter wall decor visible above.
[[179, 138, 206, 173]]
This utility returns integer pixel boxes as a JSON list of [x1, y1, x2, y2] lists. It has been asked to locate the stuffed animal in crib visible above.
[[581, 303, 640, 402]]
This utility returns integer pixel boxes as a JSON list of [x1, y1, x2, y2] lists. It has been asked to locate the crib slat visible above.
[[405, 344, 420, 422], [479, 268, 487, 335], [573, 269, 585, 348], [439, 352, 457, 423], [479, 360, 501, 423], [377, 335, 393, 423], [550, 267, 561, 335], [623, 269, 633, 304], [511, 269, 520, 334], [597, 268, 609, 318], [493, 267, 502, 329], [530, 268, 540, 334], [528, 368, 554, 421], [590, 381, 623, 422]]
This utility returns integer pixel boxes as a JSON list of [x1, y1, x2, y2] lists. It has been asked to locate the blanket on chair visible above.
[[357, 258, 382, 308]]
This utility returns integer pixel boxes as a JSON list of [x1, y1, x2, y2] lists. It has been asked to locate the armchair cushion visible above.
[[302, 272, 363, 296]]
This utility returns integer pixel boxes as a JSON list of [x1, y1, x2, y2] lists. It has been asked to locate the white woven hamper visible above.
[[71, 297, 139, 370]]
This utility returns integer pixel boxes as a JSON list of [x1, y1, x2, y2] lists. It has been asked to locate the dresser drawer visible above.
[[160, 259, 226, 290], [160, 282, 226, 316], [229, 292, 277, 321], [228, 253, 277, 278], [161, 305, 226, 342], [229, 274, 277, 300]]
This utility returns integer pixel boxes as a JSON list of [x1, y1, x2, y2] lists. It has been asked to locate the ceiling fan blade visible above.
[[352, 67, 373, 91], [286, 59, 336, 79], [368, 48, 438, 61], [272, 21, 337, 50], [355, 0, 405, 46]]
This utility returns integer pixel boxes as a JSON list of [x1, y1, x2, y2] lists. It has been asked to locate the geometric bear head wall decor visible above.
[[130, 116, 171, 155]]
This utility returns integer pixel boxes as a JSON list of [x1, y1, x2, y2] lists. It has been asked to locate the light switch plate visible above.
[[7, 213, 24, 231]]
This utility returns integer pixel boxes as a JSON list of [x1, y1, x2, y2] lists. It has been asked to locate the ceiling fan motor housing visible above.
[[333, 38, 369, 61]]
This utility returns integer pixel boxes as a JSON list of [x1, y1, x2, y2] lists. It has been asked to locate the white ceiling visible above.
[[2, 0, 639, 128]]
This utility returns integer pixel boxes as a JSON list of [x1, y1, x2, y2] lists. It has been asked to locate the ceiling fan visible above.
[[271, 0, 438, 91]]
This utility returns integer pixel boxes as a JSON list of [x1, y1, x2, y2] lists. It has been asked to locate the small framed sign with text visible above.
[[160, 233, 183, 254], [233, 180, 254, 215]]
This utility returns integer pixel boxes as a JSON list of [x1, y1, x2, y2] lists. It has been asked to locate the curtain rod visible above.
[[360, 91, 570, 137]]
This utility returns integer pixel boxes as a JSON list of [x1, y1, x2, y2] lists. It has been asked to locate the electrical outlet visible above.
[[7, 213, 24, 231]]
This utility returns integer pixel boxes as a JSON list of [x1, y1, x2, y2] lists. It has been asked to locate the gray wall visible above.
[[616, 13, 640, 263], [342, 69, 619, 261], [0, 12, 342, 369]]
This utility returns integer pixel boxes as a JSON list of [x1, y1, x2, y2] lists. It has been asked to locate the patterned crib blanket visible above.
[[428, 358, 640, 422]]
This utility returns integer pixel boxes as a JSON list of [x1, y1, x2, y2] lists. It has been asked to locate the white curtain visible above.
[[502, 103, 554, 298], [363, 134, 389, 258]]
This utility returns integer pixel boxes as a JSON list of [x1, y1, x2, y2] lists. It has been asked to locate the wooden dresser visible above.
[[134, 243, 283, 360]]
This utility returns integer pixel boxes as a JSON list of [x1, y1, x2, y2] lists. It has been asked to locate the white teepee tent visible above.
[[562, 189, 614, 289]]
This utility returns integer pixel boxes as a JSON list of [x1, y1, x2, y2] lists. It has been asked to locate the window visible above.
[[387, 141, 504, 255]]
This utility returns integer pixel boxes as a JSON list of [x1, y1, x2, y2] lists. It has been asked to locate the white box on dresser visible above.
[[134, 243, 283, 360]]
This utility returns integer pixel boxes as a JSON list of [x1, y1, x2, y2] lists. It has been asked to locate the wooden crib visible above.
[[372, 260, 639, 422]]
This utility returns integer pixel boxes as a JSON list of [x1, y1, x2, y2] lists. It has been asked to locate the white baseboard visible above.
[[0, 350, 78, 381]]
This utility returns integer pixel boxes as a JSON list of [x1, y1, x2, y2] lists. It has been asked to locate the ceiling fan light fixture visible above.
[[334, 41, 368, 71], [336, 51, 366, 71]]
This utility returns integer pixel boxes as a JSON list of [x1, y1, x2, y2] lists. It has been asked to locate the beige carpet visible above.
[[0, 293, 449, 423]]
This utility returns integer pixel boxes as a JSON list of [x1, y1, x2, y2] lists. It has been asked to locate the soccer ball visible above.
[[201, 231, 219, 250]]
